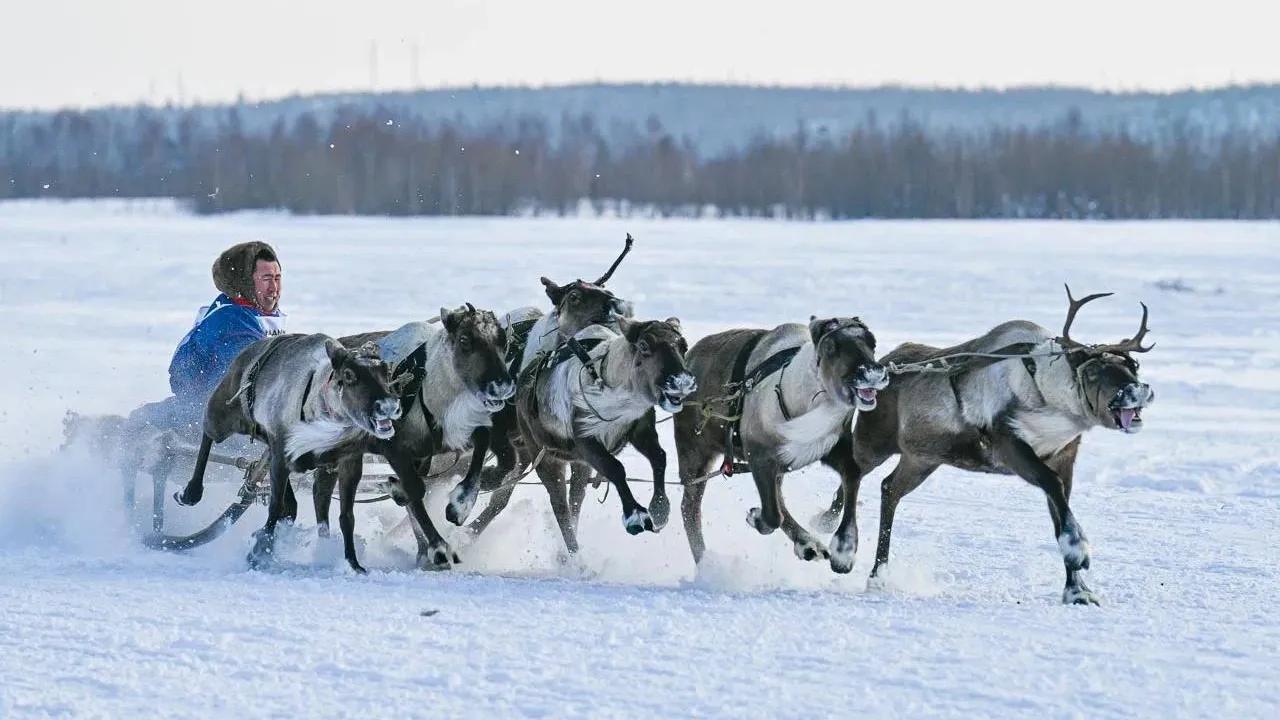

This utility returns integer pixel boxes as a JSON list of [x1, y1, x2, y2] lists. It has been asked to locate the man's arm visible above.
[[171, 307, 267, 400]]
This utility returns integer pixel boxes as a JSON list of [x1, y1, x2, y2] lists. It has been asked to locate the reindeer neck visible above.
[[775, 343, 833, 417], [1024, 339, 1094, 423], [301, 369, 340, 422], [594, 336, 640, 390], [418, 333, 465, 418]]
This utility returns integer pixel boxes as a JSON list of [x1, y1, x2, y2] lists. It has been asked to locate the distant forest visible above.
[[2, 99, 1278, 219]]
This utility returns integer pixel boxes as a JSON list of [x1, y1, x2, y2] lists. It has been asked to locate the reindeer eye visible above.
[[568, 291, 581, 305], [339, 367, 357, 385], [636, 339, 652, 356], [458, 335, 472, 351]]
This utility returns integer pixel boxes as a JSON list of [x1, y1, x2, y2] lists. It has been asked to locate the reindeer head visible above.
[[809, 316, 889, 411], [1055, 285, 1156, 434], [324, 339, 403, 439], [440, 303, 517, 411], [616, 316, 697, 413], [541, 276, 634, 338]]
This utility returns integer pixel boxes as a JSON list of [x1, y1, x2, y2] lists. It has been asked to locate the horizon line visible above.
[[5, 78, 1280, 116]]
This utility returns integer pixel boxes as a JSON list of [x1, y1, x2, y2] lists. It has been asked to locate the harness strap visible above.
[[504, 317, 540, 378], [519, 336, 607, 421], [228, 334, 291, 417], [299, 370, 315, 422], [720, 339, 802, 476]]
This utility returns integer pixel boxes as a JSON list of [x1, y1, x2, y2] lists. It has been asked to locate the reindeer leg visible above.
[[446, 426, 491, 526], [173, 433, 214, 506], [247, 445, 290, 569], [822, 432, 865, 573], [676, 441, 718, 567], [385, 448, 460, 570], [1044, 437, 1095, 605], [744, 442, 783, 535], [567, 462, 590, 537], [811, 486, 845, 535], [627, 410, 669, 531], [745, 454, 827, 561], [148, 448, 177, 535], [312, 463, 339, 539], [534, 456, 578, 554], [465, 438, 527, 536], [334, 453, 367, 574], [281, 476, 299, 524], [575, 436, 654, 536], [868, 455, 939, 589], [991, 430, 1098, 606]]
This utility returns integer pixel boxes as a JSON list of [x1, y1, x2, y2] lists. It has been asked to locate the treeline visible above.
[[2, 104, 1278, 219]]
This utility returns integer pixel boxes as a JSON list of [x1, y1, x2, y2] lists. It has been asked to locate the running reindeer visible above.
[[516, 315, 697, 554], [672, 315, 889, 572], [454, 237, 639, 536], [313, 303, 516, 572], [812, 285, 1155, 605], [173, 333, 408, 568]]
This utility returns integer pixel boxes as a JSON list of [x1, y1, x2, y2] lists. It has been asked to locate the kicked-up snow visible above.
[[1, 198, 1278, 718]]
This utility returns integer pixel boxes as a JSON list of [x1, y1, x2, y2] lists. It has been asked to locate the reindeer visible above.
[[458, 274, 638, 536], [515, 316, 697, 554], [812, 286, 1155, 605], [311, 303, 516, 572], [672, 316, 889, 572], [172, 333, 408, 568]]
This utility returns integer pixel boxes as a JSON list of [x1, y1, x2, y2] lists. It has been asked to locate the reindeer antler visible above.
[[594, 233, 634, 286], [1060, 284, 1114, 348], [1094, 302, 1155, 355]]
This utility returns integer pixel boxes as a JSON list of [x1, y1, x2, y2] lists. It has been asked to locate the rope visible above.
[[885, 346, 1066, 376]]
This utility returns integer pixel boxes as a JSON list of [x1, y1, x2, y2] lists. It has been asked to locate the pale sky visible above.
[[2, 0, 1277, 111]]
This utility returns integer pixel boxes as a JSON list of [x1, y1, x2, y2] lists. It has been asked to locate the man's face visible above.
[[252, 260, 282, 313]]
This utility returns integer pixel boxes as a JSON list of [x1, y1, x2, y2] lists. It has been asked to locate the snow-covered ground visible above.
[[2, 198, 1277, 718]]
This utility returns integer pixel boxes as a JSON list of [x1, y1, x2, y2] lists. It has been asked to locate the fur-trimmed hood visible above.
[[212, 241, 280, 303]]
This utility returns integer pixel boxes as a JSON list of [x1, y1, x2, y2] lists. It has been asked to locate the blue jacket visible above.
[[168, 293, 287, 403]]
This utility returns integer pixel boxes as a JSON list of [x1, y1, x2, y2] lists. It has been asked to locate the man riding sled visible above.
[[127, 240, 287, 437]]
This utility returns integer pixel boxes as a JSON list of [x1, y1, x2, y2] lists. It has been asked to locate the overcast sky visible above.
[[2, 0, 1276, 110]]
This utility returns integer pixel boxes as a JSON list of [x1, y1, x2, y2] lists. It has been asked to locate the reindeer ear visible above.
[[324, 338, 350, 369], [540, 276, 567, 305], [808, 317, 839, 346], [441, 307, 462, 335], [664, 317, 682, 334], [618, 316, 644, 344]]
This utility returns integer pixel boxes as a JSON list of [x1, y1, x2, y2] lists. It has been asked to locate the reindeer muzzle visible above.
[[1109, 382, 1152, 434], [482, 378, 517, 410], [659, 372, 697, 413], [849, 363, 890, 411], [372, 398, 401, 438]]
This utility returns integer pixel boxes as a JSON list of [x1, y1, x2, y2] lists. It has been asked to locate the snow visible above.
[[1, 198, 1278, 718]]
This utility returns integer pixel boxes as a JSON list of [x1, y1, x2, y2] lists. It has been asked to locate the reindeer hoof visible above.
[[246, 529, 274, 569], [445, 484, 478, 527], [346, 558, 368, 575], [623, 508, 654, 535], [1063, 585, 1101, 606], [173, 486, 203, 506], [792, 537, 830, 562], [386, 476, 409, 506], [746, 507, 777, 535], [865, 573, 888, 593], [417, 544, 460, 571], [829, 534, 857, 573], [647, 494, 670, 532]]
